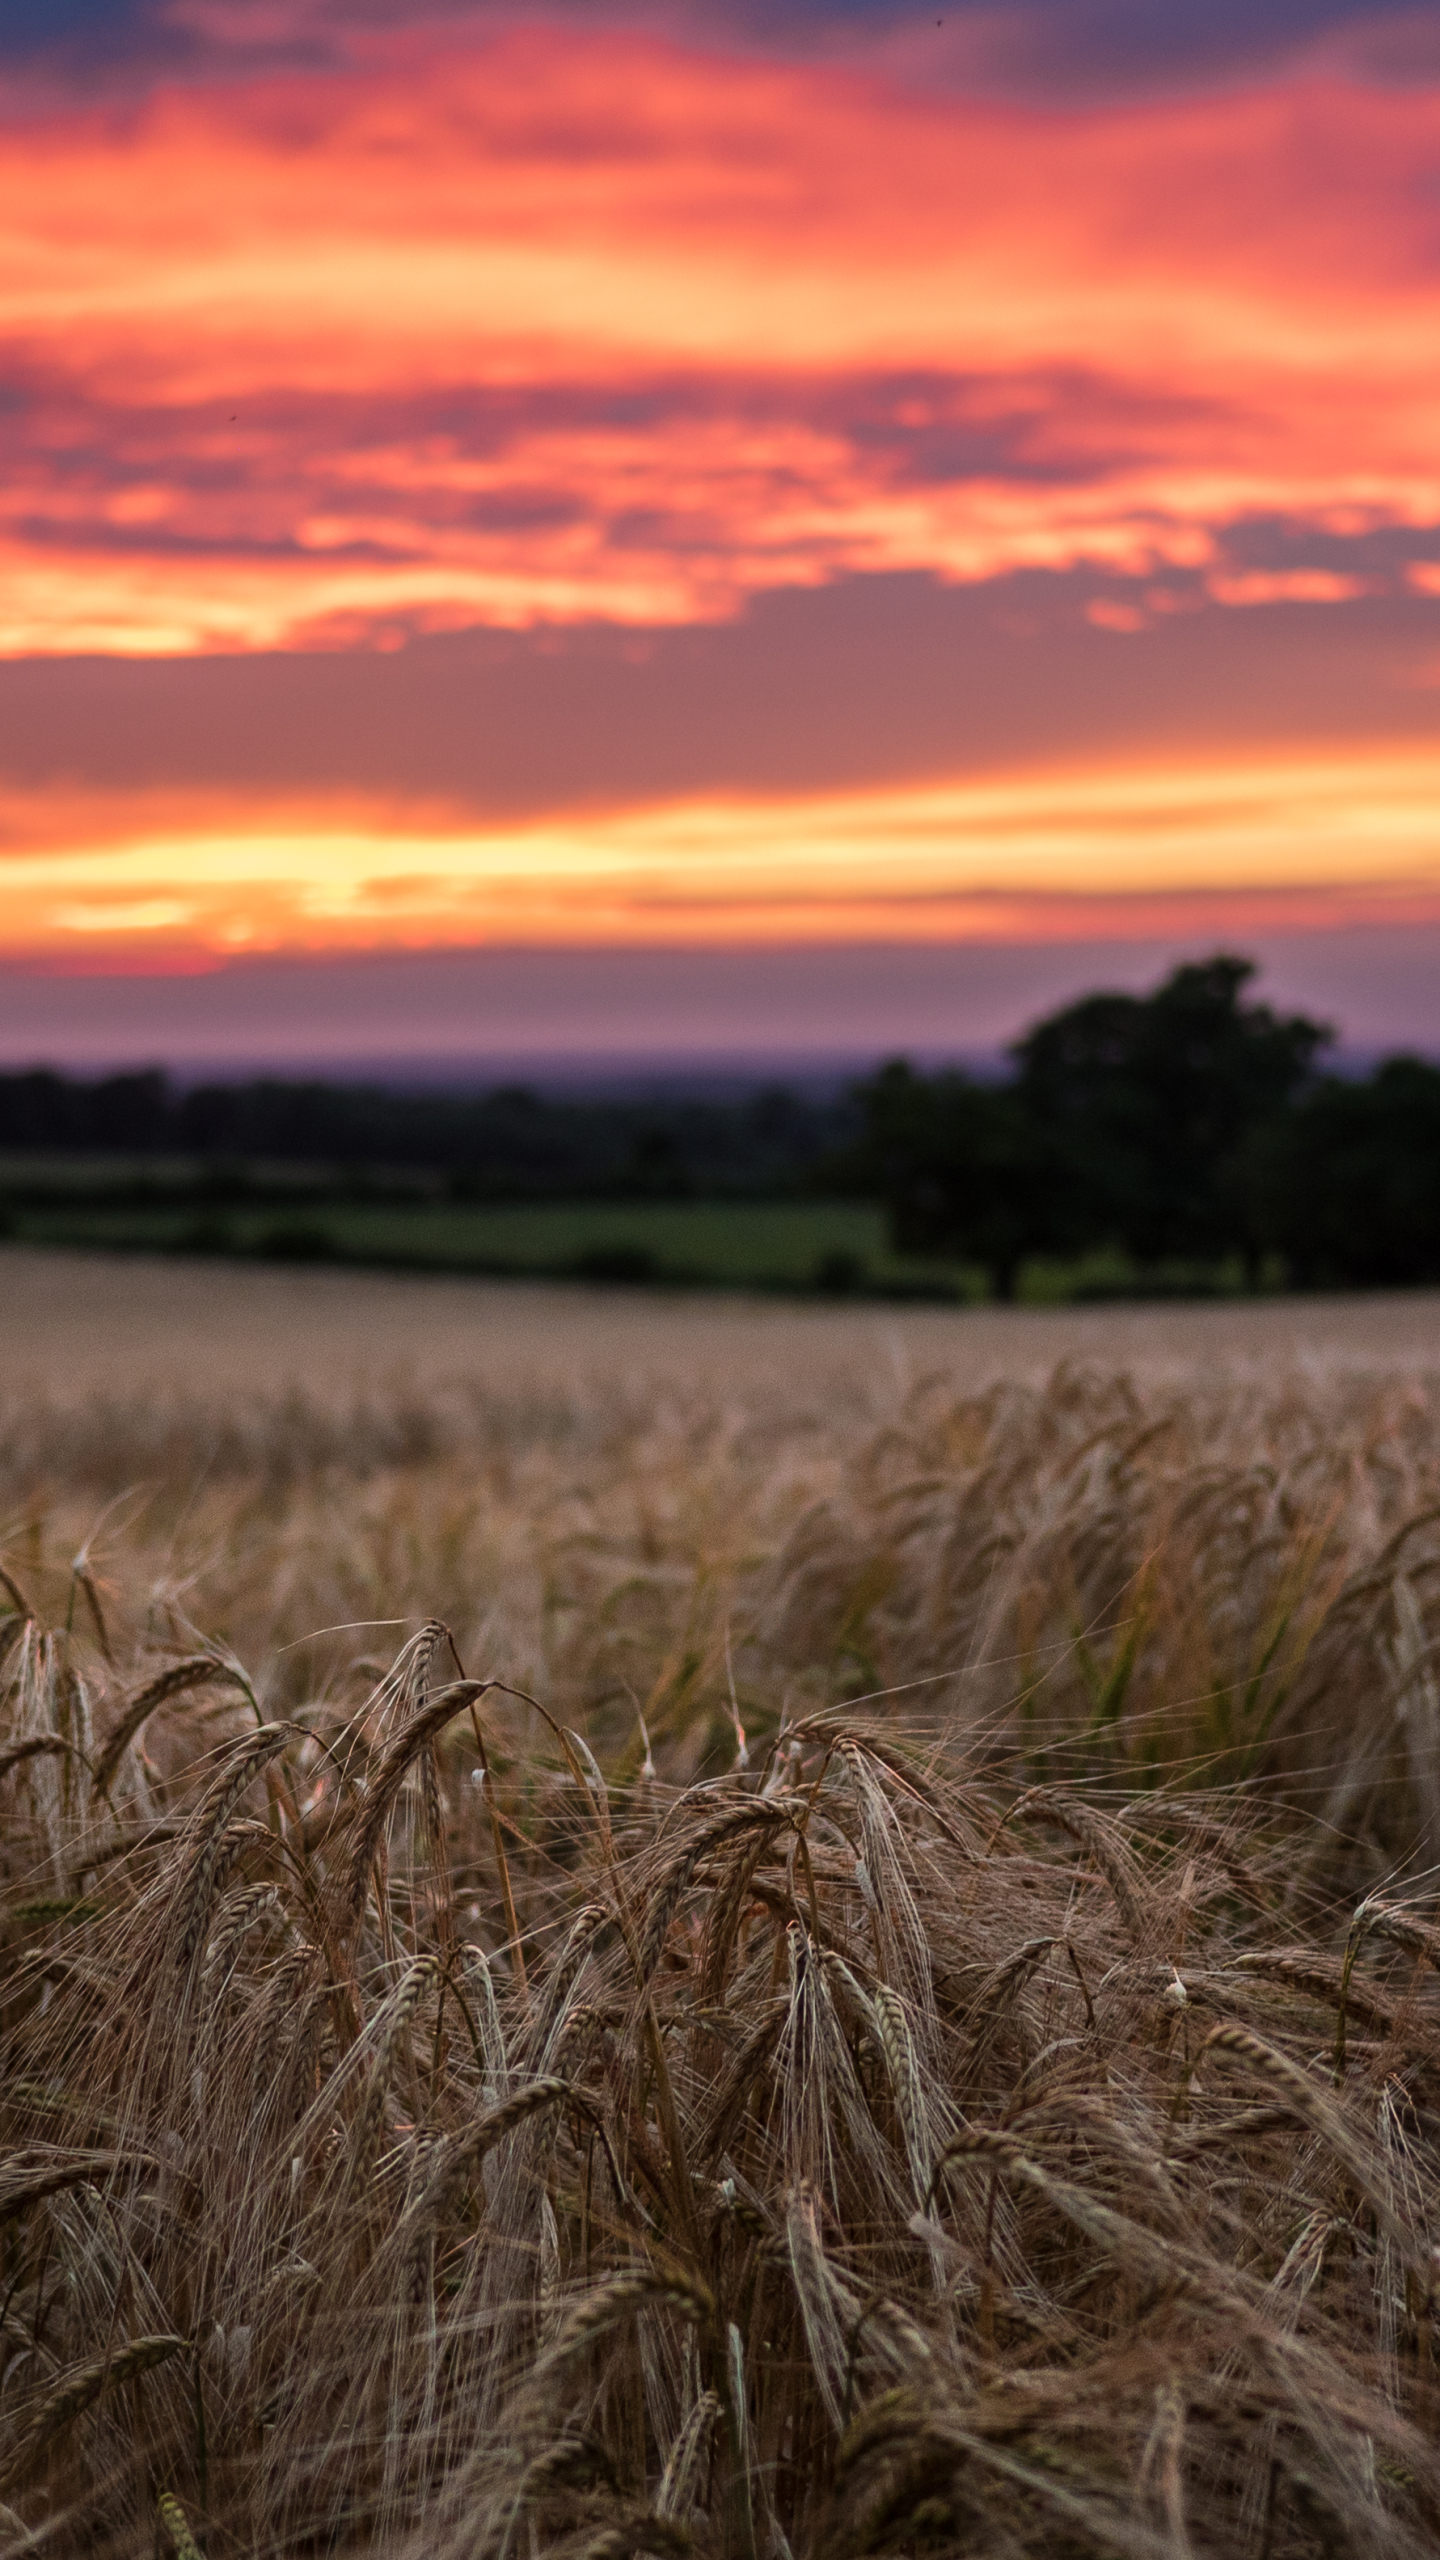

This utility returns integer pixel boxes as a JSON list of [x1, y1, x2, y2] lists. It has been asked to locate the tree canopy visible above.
[[850, 956, 1437, 1296]]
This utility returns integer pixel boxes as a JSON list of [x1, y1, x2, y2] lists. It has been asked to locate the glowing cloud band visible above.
[[4, 753, 1438, 965]]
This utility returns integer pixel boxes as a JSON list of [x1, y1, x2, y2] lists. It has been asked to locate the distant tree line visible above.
[[841, 957, 1440, 1295], [0, 1067, 856, 1201], [2, 955, 1436, 1294]]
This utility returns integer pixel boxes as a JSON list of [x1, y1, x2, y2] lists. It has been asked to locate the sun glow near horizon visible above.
[[6, 751, 1440, 967]]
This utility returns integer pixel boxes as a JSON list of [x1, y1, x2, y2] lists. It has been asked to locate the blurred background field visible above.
[[5, 1245, 1440, 1834], [7, 1240, 1440, 1396]]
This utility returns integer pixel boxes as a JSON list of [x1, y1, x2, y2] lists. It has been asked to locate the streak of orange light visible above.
[[4, 751, 1437, 964]]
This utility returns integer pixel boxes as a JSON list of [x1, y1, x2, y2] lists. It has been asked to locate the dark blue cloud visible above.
[[3, 0, 1436, 98], [0, 0, 185, 75], [711, 0, 1440, 91], [0, 0, 324, 94], [680, 0, 1440, 100], [926, 0, 1440, 93], [2, 0, 139, 33]]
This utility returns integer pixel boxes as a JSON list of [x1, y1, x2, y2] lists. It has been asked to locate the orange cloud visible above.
[[4, 750, 1439, 965], [1206, 570, 1370, 607], [0, 35, 1437, 653]]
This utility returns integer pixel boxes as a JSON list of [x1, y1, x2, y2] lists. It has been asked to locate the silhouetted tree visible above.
[[1011, 957, 1329, 1274], [1263, 1058, 1440, 1287], [844, 1060, 1056, 1298], [0, 1067, 170, 1152], [846, 958, 1331, 1292]]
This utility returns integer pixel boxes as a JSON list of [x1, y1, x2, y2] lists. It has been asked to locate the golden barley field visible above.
[[5, 1248, 1440, 2560]]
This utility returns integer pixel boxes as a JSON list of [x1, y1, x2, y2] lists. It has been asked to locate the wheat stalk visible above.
[[171, 1725, 292, 1967], [1, 2333, 184, 2488]]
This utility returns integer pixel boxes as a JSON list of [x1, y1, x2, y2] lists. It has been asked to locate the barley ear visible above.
[[0, 2334, 185, 2489], [93, 1656, 246, 1798], [157, 2492, 203, 2560], [172, 1725, 292, 1969]]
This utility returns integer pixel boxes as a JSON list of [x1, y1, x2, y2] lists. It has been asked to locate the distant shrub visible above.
[[253, 1219, 336, 1263], [169, 1216, 235, 1257], [811, 1246, 865, 1294], [570, 1242, 661, 1284]]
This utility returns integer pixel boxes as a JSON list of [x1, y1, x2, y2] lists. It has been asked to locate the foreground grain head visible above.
[[4, 1558, 1440, 2560]]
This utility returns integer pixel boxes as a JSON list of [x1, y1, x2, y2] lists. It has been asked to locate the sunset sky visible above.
[[2, 0, 1438, 1066]]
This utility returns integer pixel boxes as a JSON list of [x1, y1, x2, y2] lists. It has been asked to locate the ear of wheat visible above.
[[5, 1358, 1440, 2555]]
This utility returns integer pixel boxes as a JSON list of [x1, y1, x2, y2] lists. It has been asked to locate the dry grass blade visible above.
[[70, 1560, 114, 1665], [0, 1560, 34, 1619]]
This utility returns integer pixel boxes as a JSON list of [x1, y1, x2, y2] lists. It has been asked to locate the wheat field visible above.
[[4, 1250, 1440, 2558]]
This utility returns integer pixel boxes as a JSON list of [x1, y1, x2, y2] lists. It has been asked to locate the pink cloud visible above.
[[0, 34, 1436, 654], [1, 20, 1437, 982]]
